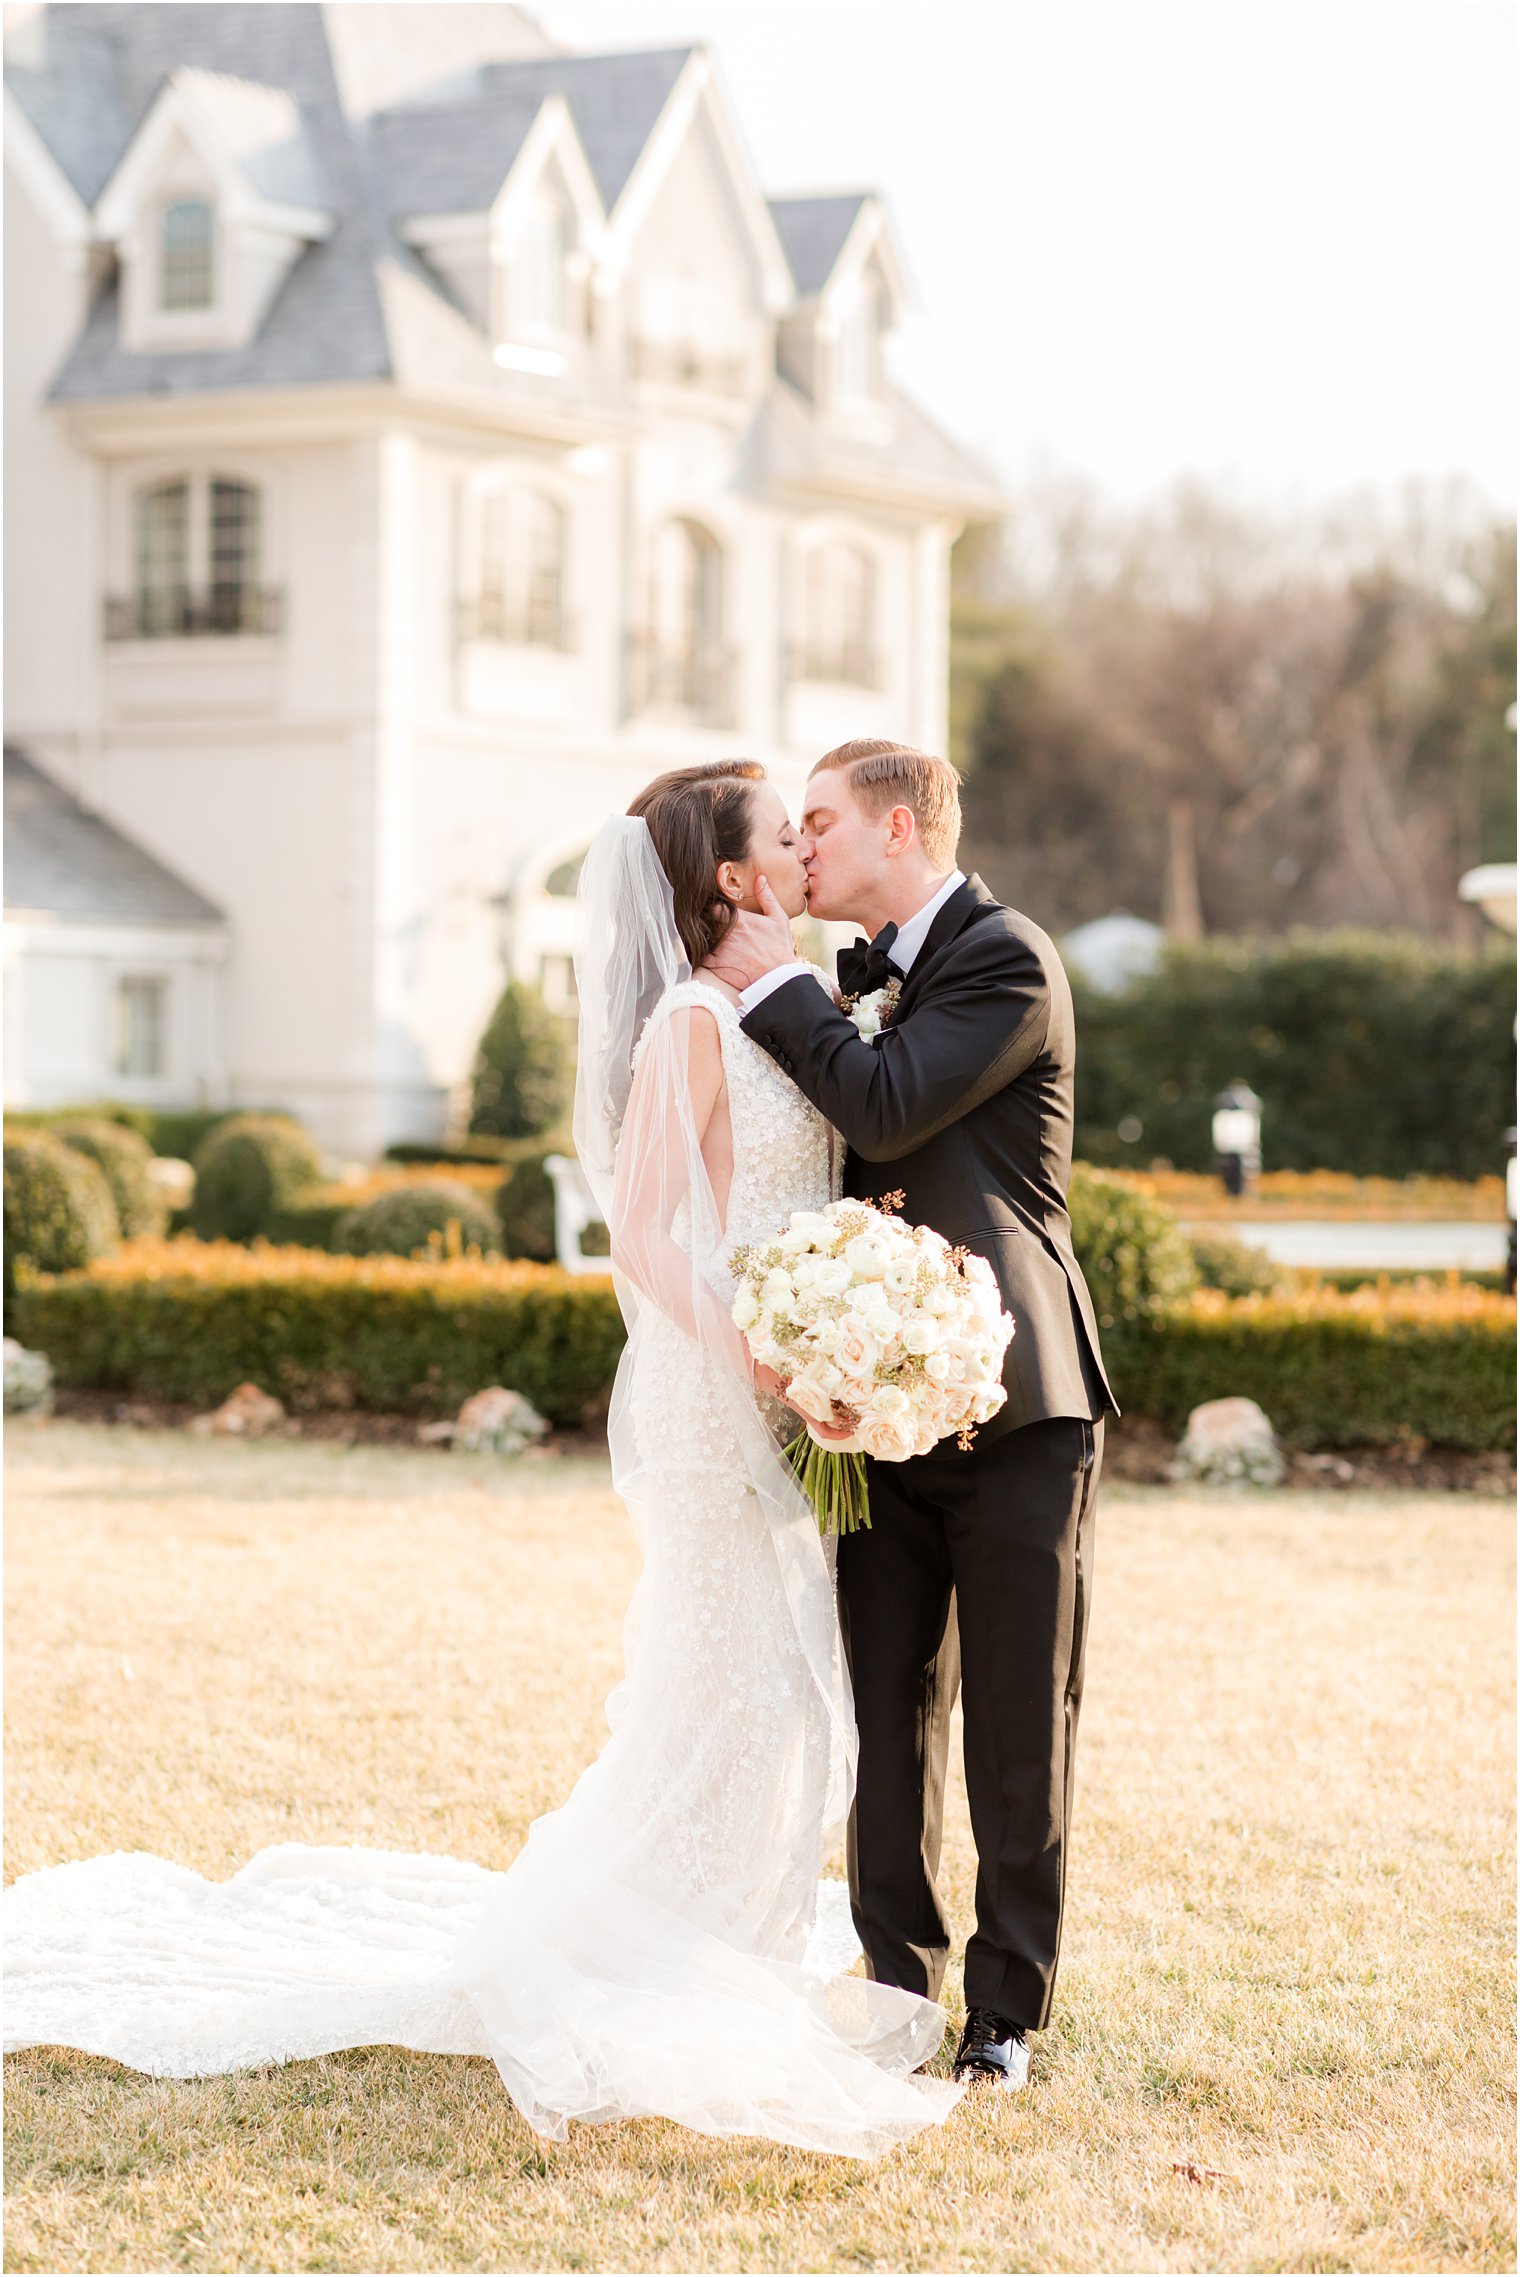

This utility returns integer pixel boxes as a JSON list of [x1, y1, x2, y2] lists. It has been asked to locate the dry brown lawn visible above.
[[3, 1422, 1513, 2275]]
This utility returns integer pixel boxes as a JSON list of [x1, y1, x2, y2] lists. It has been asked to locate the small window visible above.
[[161, 200, 215, 311], [136, 480, 190, 638], [477, 487, 565, 647], [115, 976, 168, 1078], [515, 195, 568, 337], [538, 954, 578, 1011]]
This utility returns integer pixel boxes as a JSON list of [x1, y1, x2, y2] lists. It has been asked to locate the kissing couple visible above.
[[6, 738, 1115, 2161]]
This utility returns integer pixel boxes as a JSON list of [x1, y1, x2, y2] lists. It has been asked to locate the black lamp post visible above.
[[1212, 1080, 1263, 1197]]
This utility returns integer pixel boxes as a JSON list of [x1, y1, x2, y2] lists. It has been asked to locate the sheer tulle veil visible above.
[[570, 813, 857, 1842]]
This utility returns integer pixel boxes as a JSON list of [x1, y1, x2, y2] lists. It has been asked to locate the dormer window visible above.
[[514, 194, 568, 338], [160, 199, 215, 311], [836, 274, 882, 404]]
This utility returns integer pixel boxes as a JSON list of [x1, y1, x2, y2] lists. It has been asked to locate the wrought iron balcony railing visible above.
[[456, 595, 575, 651], [629, 336, 747, 398], [786, 640, 884, 691], [626, 632, 736, 729], [104, 586, 283, 641]]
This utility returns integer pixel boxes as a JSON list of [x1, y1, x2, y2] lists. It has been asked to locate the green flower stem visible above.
[[785, 1431, 871, 1535]]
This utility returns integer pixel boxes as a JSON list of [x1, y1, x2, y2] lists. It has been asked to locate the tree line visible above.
[[953, 475, 1516, 942]]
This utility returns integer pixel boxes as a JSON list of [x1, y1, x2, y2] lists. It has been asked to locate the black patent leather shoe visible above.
[[952, 2006, 1031, 2089]]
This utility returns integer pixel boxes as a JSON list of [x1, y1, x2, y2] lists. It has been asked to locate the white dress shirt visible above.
[[737, 870, 967, 1018]]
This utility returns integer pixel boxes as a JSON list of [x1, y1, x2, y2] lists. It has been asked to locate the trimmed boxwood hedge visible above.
[[52, 1117, 168, 1240], [1107, 1284, 1515, 1451], [3, 1128, 119, 1298], [11, 1240, 1514, 1450], [11, 1240, 622, 1427], [191, 1115, 324, 1241]]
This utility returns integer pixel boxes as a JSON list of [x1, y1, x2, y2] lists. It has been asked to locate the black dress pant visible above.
[[837, 1413, 1102, 2030]]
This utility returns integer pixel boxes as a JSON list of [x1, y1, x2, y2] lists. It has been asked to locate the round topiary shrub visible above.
[[3, 1127, 119, 1296], [1188, 1228, 1281, 1298], [52, 1116, 168, 1240], [191, 1115, 324, 1242], [336, 1180, 502, 1259], [1067, 1165, 1199, 1333]]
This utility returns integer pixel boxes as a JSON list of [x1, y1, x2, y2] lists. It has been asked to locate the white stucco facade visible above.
[[4, 6, 998, 1154]]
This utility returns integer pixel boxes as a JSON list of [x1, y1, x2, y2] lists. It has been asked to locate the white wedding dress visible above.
[[4, 943, 963, 2158]]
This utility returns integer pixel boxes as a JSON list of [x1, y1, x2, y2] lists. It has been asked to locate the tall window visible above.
[[836, 273, 882, 404], [651, 518, 722, 656], [135, 480, 190, 638], [208, 480, 261, 633], [115, 976, 168, 1079], [121, 475, 269, 640], [514, 195, 568, 336], [160, 199, 214, 311], [632, 519, 728, 721], [799, 541, 876, 685], [476, 487, 566, 647]]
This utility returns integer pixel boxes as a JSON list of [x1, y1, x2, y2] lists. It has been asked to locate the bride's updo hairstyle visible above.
[[627, 760, 766, 969]]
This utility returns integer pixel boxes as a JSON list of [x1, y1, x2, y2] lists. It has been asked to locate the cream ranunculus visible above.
[[883, 1257, 919, 1297], [842, 1233, 890, 1281], [813, 1257, 853, 1297]]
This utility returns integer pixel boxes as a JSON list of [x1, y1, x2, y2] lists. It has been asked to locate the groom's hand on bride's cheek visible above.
[[707, 874, 797, 989]]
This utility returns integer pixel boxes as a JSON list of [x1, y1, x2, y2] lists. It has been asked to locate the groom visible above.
[[711, 738, 1116, 2090]]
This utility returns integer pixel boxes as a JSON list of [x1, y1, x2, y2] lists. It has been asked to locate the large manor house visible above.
[[3, 2, 997, 1154]]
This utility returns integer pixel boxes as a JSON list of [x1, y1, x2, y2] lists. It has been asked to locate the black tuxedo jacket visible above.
[[740, 874, 1117, 1439]]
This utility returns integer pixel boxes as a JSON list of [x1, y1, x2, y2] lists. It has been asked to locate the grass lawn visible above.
[[4, 1423, 1513, 2275]]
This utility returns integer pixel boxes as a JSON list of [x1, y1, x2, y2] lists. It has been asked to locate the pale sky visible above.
[[540, 0, 1517, 512]]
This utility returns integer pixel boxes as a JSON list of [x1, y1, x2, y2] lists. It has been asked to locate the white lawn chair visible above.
[[543, 1154, 611, 1275]]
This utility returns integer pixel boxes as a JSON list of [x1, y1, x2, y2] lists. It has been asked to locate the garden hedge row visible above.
[[11, 1242, 624, 1429], [1073, 932, 1516, 1180], [12, 1241, 1514, 1451], [1106, 1284, 1515, 1450]]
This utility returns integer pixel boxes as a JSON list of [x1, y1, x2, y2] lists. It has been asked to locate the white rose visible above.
[[811, 1316, 844, 1356], [762, 1268, 794, 1302], [732, 1285, 760, 1331], [900, 1317, 941, 1356], [791, 1257, 821, 1290], [923, 1284, 958, 1317], [859, 1411, 915, 1463], [836, 1317, 880, 1377], [962, 1254, 997, 1290], [843, 1234, 890, 1281], [789, 1211, 833, 1247], [787, 1370, 838, 1424], [923, 1349, 952, 1383], [869, 1383, 911, 1420]]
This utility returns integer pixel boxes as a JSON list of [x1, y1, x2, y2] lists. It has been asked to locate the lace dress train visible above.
[[3, 980, 962, 2157]]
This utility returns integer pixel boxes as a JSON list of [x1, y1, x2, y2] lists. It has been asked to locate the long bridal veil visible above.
[[4, 814, 961, 2158]]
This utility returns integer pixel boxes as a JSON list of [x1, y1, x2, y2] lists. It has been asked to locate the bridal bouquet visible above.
[[729, 1197, 1014, 1533]]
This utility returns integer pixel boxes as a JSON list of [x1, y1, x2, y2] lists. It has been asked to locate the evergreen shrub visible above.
[[1073, 933, 1516, 1178], [468, 980, 572, 1140], [337, 1180, 501, 1258], [191, 1115, 324, 1241], [3, 1129, 119, 1296], [52, 1117, 168, 1239], [1067, 1165, 1198, 1332]]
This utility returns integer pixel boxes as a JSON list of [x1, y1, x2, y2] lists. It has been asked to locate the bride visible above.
[[4, 760, 963, 2159]]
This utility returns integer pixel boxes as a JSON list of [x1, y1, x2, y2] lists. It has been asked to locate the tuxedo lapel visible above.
[[893, 873, 1001, 1015]]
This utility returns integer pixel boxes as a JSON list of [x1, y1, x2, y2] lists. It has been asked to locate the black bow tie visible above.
[[836, 923, 900, 998]]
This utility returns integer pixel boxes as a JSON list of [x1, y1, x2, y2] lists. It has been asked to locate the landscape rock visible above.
[[190, 1382, 287, 1438], [3, 1337, 53, 1416], [452, 1386, 549, 1457], [1171, 1396, 1285, 1488]]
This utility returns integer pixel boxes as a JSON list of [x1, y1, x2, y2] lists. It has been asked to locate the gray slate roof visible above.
[[768, 195, 869, 295], [4, 750, 226, 928]]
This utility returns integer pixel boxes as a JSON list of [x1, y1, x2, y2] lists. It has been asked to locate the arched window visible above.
[[799, 540, 877, 686], [135, 479, 190, 638], [836, 273, 882, 404], [475, 486, 566, 648], [634, 519, 728, 721], [123, 475, 269, 640], [514, 194, 568, 337], [160, 199, 215, 311]]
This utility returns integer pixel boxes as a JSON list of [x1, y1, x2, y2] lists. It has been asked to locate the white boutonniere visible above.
[[840, 977, 902, 1044]]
